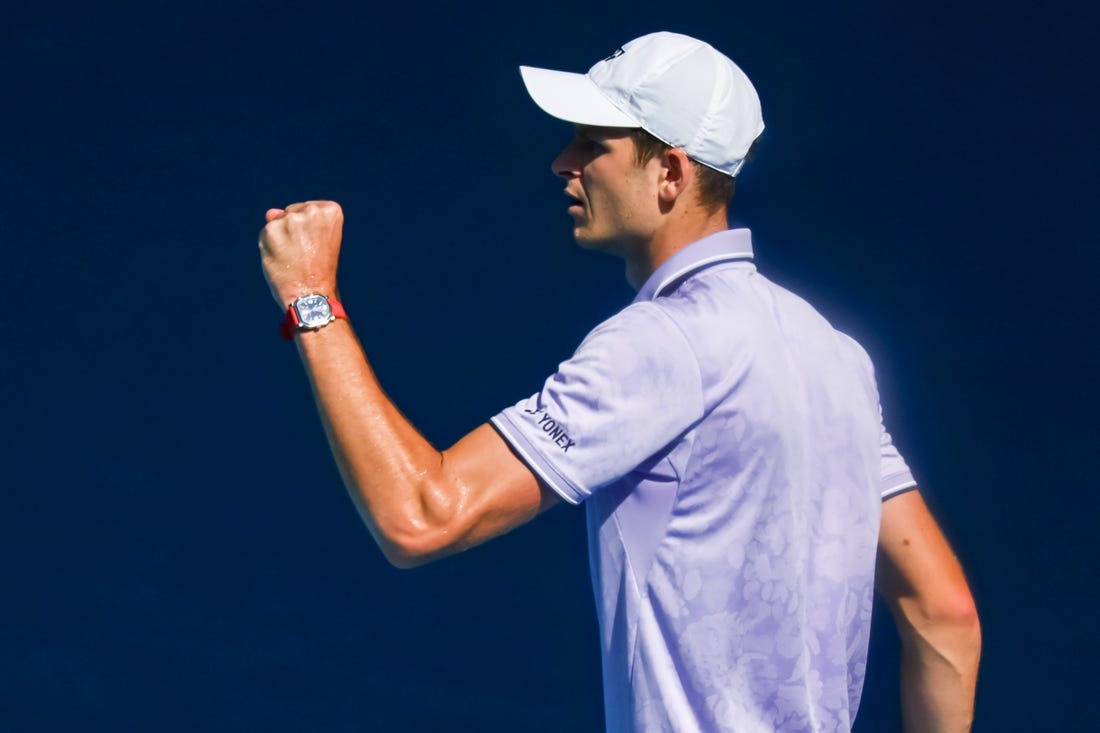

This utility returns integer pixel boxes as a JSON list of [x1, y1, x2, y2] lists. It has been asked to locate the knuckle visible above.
[[311, 200, 341, 214]]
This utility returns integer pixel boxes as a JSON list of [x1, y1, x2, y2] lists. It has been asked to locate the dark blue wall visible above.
[[3, 1, 1096, 730]]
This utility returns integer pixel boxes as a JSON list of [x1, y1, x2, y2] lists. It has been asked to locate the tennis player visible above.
[[260, 31, 979, 733]]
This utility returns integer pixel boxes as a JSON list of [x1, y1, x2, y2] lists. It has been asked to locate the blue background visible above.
[[3, 1, 1096, 730]]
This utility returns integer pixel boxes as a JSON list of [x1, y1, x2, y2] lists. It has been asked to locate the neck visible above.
[[624, 209, 730, 291]]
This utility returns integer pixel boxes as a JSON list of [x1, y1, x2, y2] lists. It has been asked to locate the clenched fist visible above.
[[259, 200, 344, 307]]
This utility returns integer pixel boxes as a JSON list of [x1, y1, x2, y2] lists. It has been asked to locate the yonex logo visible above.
[[523, 406, 576, 452], [603, 47, 625, 62]]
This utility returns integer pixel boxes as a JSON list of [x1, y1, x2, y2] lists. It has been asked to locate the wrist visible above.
[[281, 293, 348, 340]]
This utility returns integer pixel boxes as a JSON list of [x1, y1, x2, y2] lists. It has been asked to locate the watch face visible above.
[[295, 295, 333, 328]]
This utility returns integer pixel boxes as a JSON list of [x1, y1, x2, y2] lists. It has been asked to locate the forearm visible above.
[[876, 491, 981, 732], [895, 606, 982, 732], [293, 320, 460, 565], [260, 201, 548, 566]]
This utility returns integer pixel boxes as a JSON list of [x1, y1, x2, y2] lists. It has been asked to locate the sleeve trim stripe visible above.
[[489, 414, 584, 505], [881, 479, 918, 500]]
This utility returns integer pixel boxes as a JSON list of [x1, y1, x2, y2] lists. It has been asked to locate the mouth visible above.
[[564, 191, 585, 214]]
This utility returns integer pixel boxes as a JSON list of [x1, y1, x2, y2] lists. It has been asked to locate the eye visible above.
[[577, 136, 606, 155]]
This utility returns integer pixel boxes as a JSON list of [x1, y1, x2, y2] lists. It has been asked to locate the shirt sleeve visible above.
[[491, 303, 705, 505], [838, 331, 918, 500], [878, 409, 918, 500]]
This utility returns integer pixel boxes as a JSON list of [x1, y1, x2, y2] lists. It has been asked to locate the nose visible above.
[[552, 140, 581, 180]]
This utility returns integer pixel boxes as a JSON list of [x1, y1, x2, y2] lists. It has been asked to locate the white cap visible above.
[[520, 32, 764, 177]]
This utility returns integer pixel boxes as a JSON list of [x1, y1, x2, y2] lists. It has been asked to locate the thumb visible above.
[[265, 208, 286, 223]]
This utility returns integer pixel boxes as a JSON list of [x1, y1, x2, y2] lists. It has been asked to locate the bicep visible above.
[[876, 490, 975, 624], [428, 423, 560, 555]]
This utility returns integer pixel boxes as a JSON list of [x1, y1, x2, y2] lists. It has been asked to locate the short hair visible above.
[[629, 128, 753, 214]]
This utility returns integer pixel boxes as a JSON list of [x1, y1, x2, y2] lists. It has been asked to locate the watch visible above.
[[280, 294, 347, 340]]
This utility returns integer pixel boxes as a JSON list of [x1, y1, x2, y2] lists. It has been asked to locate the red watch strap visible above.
[[279, 307, 300, 340], [280, 296, 347, 340]]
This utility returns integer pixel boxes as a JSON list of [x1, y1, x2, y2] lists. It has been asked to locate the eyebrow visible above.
[[575, 124, 630, 140]]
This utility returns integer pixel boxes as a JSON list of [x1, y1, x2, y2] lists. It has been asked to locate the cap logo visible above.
[[603, 47, 625, 62]]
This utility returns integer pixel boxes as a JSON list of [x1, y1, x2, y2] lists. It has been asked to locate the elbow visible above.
[[374, 514, 459, 570], [900, 586, 983, 666], [922, 588, 981, 636], [938, 593, 982, 662], [955, 594, 982, 654], [348, 470, 468, 570], [381, 547, 431, 570], [379, 534, 440, 570]]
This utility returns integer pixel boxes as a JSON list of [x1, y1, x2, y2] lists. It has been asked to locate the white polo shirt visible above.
[[492, 229, 915, 732]]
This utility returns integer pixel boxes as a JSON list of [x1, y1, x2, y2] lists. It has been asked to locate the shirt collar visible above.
[[633, 228, 755, 303]]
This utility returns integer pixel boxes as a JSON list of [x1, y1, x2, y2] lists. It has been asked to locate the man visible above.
[[259, 31, 979, 733]]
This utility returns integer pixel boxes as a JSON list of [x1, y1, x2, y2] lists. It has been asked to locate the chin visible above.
[[572, 233, 600, 251], [572, 228, 613, 253], [573, 231, 631, 260]]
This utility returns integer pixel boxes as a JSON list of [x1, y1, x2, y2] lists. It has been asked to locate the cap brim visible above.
[[519, 66, 639, 128]]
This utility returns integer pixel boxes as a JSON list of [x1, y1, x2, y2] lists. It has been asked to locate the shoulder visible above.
[[573, 301, 702, 384], [644, 264, 775, 371], [581, 300, 695, 351]]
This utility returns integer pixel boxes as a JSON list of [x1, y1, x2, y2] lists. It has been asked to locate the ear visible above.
[[657, 148, 694, 205]]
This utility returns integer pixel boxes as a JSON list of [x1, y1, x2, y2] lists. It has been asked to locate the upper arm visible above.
[[876, 490, 977, 628], [490, 304, 704, 504], [399, 304, 700, 565], [394, 423, 559, 567]]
